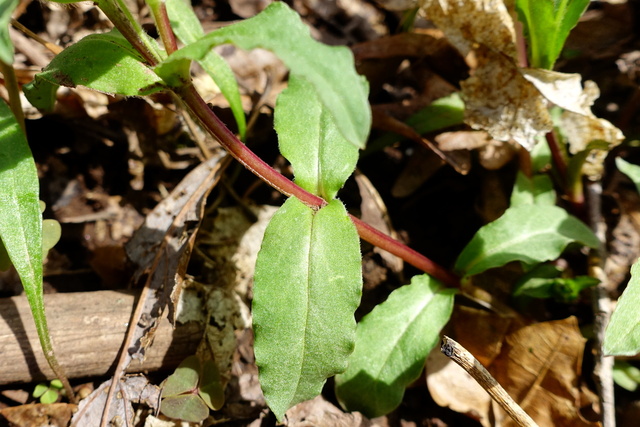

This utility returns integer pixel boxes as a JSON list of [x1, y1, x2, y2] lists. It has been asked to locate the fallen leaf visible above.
[[0, 403, 76, 427], [490, 316, 598, 427]]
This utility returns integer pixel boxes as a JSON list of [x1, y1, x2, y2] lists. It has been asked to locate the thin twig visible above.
[[586, 181, 616, 427], [440, 336, 539, 427]]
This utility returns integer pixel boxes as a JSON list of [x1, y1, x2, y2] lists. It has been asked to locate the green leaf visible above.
[[510, 171, 556, 207], [513, 263, 598, 301], [162, 355, 200, 397], [515, 0, 589, 69], [33, 383, 49, 399], [164, 0, 246, 139], [613, 361, 640, 391], [24, 30, 165, 110], [155, 2, 370, 148], [160, 394, 210, 423], [0, 0, 18, 64], [253, 197, 362, 420], [0, 100, 51, 361], [198, 359, 225, 411], [368, 92, 464, 153], [605, 259, 640, 356], [335, 274, 455, 417], [40, 388, 59, 404], [455, 205, 599, 277], [275, 76, 359, 200], [616, 158, 640, 194]]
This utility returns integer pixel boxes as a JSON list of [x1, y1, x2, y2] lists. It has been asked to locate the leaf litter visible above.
[[4, 0, 640, 425]]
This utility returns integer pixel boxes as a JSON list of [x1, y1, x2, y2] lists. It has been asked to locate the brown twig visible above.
[[440, 336, 539, 427]]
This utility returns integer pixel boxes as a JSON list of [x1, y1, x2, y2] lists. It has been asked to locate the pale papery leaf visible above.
[[520, 68, 591, 115], [419, 0, 517, 59], [460, 49, 553, 150]]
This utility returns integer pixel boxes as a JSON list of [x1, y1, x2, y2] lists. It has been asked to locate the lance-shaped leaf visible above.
[[605, 260, 640, 356], [252, 197, 362, 420], [155, 2, 370, 148], [515, 0, 589, 69], [455, 205, 599, 277], [0, 101, 49, 363], [0, 0, 18, 64], [275, 76, 359, 200], [164, 0, 246, 139], [24, 30, 165, 111], [510, 171, 556, 207], [335, 274, 455, 418], [616, 158, 640, 194]]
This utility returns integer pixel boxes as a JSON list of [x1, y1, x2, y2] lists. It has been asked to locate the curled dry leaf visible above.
[[435, 130, 518, 170], [418, 0, 623, 154]]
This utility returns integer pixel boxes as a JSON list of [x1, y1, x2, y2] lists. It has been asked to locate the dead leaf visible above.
[[0, 403, 76, 427], [97, 152, 228, 425], [460, 48, 553, 150], [70, 376, 160, 427], [426, 347, 493, 427], [355, 171, 404, 273], [435, 130, 517, 170], [285, 395, 374, 427], [490, 317, 598, 427]]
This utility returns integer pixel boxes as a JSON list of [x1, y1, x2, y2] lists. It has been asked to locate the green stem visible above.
[[27, 292, 76, 403], [96, 0, 163, 66], [0, 60, 25, 132], [177, 83, 460, 287]]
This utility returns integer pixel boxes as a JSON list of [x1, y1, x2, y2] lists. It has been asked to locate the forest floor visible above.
[[2, 0, 640, 426]]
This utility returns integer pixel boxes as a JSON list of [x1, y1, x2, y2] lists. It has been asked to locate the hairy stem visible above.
[[147, 0, 178, 54], [177, 83, 460, 287]]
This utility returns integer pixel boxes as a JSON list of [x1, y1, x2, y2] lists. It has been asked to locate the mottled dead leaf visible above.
[[460, 49, 553, 150], [491, 317, 599, 427]]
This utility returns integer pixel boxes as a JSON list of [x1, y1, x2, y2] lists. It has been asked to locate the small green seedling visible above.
[[33, 379, 64, 404], [160, 355, 225, 423]]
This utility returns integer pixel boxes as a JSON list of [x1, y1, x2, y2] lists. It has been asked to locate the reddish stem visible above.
[[178, 83, 460, 287]]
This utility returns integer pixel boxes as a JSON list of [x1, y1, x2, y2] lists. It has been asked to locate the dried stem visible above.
[[441, 336, 539, 427], [586, 181, 615, 427]]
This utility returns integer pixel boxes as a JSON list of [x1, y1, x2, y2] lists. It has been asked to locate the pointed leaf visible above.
[[24, 30, 165, 110], [335, 275, 455, 417], [160, 394, 209, 423], [0, 100, 48, 347], [455, 205, 598, 277], [162, 355, 201, 397], [510, 171, 556, 207], [515, 0, 589, 69], [0, 0, 18, 64], [616, 158, 640, 195], [198, 359, 225, 410], [164, 0, 246, 139], [604, 259, 640, 356], [253, 197, 362, 420], [275, 76, 359, 200], [155, 2, 370, 148]]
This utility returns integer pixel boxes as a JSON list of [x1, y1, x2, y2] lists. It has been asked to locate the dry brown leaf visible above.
[[0, 403, 76, 427], [426, 348, 493, 427], [491, 317, 599, 427], [285, 395, 375, 427], [435, 130, 517, 170]]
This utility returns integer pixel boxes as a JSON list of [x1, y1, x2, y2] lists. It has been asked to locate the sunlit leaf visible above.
[[0, 0, 18, 64], [605, 259, 640, 356], [616, 157, 640, 194], [515, 0, 589, 69], [24, 30, 165, 111], [275, 76, 359, 200], [162, 355, 200, 397], [199, 359, 225, 411], [155, 2, 370, 148], [253, 197, 362, 420], [164, 0, 246, 139], [455, 205, 599, 277], [335, 274, 455, 417], [510, 171, 556, 207]]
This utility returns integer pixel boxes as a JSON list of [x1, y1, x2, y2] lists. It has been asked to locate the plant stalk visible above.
[[177, 83, 460, 287], [0, 60, 25, 132], [147, 0, 178, 54]]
